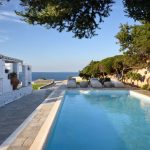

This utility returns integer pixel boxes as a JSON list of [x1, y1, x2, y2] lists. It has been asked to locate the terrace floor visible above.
[[0, 89, 52, 145]]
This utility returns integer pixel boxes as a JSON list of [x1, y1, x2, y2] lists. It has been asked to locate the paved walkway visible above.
[[3, 83, 65, 150], [0, 89, 52, 145]]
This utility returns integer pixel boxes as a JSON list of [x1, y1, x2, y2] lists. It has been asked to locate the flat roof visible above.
[[0, 54, 23, 63]]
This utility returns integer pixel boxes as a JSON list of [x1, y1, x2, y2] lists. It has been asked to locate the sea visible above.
[[28, 72, 79, 81]]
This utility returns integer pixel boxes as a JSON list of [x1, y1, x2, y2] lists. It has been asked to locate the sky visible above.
[[0, 0, 138, 72]]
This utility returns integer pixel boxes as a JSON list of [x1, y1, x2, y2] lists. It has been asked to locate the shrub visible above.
[[32, 84, 46, 90], [125, 71, 133, 79], [104, 77, 111, 82], [99, 77, 111, 84], [125, 72, 142, 81], [142, 84, 149, 90]]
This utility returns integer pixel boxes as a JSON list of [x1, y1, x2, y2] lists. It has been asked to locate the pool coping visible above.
[[29, 98, 62, 150], [0, 88, 150, 150]]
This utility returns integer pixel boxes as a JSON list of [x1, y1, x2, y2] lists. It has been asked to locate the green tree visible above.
[[98, 57, 116, 74], [16, 0, 150, 38], [113, 55, 129, 80], [80, 60, 100, 79], [125, 71, 133, 83], [80, 55, 123, 79], [116, 23, 150, 68], [123, 0, 150, 23], [17, 0, 114, 39], [1, 0, 149, 38]]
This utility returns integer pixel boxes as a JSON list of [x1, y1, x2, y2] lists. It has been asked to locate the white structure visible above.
[[0, 54, 32, 107]]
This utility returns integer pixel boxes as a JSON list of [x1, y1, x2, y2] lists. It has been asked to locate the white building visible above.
[[0, 54, 32, 107]]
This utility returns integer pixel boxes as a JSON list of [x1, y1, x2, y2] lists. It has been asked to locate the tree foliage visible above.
[[116, 23, 150, 67], [98, 57, 116, 74], [123, 0, 150, 23], [1, 0, 150, 38], [17, 0, 114, 39], [79, 55, 125, 79], [125, 71, 142, 82], [15, 0, 150, 38]]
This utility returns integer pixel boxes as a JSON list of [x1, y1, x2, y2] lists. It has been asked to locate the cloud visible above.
[[0, 10, 25, 24]]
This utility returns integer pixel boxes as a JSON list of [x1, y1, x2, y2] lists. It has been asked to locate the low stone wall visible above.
[[34, 79, 54, 84], [0, 86, 32, 107]]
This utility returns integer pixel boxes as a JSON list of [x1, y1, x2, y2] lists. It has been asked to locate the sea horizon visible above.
[[20, 72, 79, 81]]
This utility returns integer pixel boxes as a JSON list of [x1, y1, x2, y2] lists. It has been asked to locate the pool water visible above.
[[44, 90, 150, 150]]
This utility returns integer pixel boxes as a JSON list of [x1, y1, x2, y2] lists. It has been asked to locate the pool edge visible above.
[[29, 88, 65, 150], [29, 98, 63, 150]]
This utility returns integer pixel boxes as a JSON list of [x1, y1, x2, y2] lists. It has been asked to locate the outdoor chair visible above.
[[80, 81, 89, 88], [67, 78, 77, 88], [90, 78, 102, 88]]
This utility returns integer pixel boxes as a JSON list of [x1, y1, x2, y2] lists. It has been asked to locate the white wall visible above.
[[28, 65, 32, 83], [0, 59, 12, 94], [13, 63, 19, 77], [0, 79, 2, 95], [0, 58, 33, 107], [0, 59, 3, 79], [3, 71, 12, 93], [22, 65, 32, 87], [0, 59, 3, 95], [0, 85, 32, 107]]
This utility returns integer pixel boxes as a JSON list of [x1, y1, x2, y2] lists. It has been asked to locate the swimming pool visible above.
[[44, 90, 150, 150]]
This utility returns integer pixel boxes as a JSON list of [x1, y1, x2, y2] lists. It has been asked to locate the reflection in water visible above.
[[83, 92, 150, 150], [140, 100, 150, 123]]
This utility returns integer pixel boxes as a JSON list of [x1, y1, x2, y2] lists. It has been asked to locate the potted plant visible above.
[[9, 72, 20, 90]]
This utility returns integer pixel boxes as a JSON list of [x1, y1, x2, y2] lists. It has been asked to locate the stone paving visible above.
[[0, 89, 52, 145], [133, 89, 150, 97], [4, 83, 65, 150], [7, 101, 55, 150]]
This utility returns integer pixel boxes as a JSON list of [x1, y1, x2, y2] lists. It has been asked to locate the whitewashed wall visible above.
[[0, 79, 2, 95], [22, 65, 32, 87], [0, 58, 33, 107], [0, 59, 3, 78], [0, 59, 3, 95], [3, 71, 12, 93], [0, 59, 12, 94], [0, 85, 32, 107]]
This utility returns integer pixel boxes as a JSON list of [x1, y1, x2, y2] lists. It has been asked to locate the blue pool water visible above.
[[44, 90, 150, 150]]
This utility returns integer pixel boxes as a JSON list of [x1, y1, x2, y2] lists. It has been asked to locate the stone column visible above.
[[0, 59, 4, 95], [28, 65, 32, 84], [0, 59, 5, 78], [22, 65, 28, 87], [13, 63, 19, 77]]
